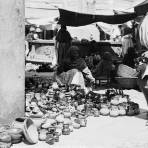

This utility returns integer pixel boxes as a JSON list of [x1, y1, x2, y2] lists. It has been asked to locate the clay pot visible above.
[[0, 125, 10, 133], [49, 112, 57, 119], [55, 129, 62, 136], [54, 132, 59, 142], [11, 117, 26, 130], [111, 96, 119, 105], [118, 97, 128, 104], [94, 110, 100, 117], [34, 93, 41, 101], [11, 134, 22, 144], [0, 133, 11, 143], [46, 133, 54, 145], [79, 119, 87, 127], [7, 128, 23, 135], [69, 125, 73, 132], [39, 129, 48, 141], [31, 118, 45, 129], [56, 114, 64, 123], [118, 105, 126, 116], [110, 106, 119, 117], [100, 107, 110, 116], [0, 142, 11, 148], [62, 124, 70, 135], [48, 126, 56, 134], [63, 118, 72, 125], [73, 123, 80, 129], [63, 112, 71, 118]]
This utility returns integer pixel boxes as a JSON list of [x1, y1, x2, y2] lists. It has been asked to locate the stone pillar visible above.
[[0, 0, 25, 124]]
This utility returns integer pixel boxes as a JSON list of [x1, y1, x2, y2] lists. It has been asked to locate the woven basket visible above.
[[117, 64, 138, 77], [23, 118, 38, 144], [115, 77, 138, 89]]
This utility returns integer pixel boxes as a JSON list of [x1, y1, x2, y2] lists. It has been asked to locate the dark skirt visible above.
[[57, 42, 71, 65]]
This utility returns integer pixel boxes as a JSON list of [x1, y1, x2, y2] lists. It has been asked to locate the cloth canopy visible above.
[[67, 24, 100, 41], [58, 8, 137, 26], [134, 0, 148, 16]]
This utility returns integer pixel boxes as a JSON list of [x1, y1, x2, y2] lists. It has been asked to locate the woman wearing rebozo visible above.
[[55, 25, 72, 65], [54, 46, 95, 90]]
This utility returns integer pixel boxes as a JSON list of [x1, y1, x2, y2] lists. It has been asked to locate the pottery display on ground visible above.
[[6, 82, 139, 147]]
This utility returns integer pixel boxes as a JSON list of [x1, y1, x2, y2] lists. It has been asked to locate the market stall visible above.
[[26, 39, 57, 67], [1, 1, 148, 148]]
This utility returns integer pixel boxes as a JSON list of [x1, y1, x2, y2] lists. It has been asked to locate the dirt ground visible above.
[[12, 89, 148, 148]]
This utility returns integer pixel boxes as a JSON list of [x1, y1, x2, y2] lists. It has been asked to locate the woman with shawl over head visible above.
[[92, 52, 115, 79], [55, 46, 95, 89], [55, 25, 72, 65]]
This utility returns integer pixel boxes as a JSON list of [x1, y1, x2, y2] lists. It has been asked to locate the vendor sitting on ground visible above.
[[55, 46, 95, 89], [92, 52, 115, 79]]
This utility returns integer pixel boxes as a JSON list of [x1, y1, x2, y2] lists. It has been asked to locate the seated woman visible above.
[[92, 52, 115, 79], [55, 46, 95, 89]]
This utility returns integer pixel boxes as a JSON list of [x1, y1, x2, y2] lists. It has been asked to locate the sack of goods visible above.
[[117, 64, 138, 77]]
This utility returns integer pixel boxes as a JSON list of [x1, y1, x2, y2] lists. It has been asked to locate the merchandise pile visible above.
[[0, 82, 140, 147], [24, 82, 140, 145]]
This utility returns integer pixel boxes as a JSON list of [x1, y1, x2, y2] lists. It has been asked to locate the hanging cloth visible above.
[[139, 13, 148, 49]]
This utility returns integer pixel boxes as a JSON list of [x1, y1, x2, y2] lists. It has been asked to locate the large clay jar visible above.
[[11, 117, 26, 130]]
